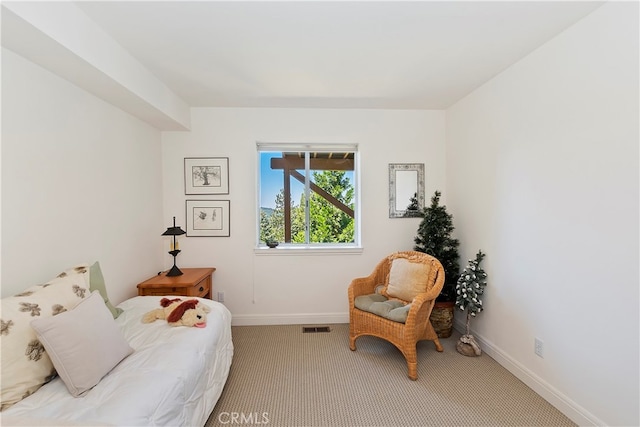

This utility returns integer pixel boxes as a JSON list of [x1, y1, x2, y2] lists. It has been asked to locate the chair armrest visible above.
[[348, 261, 388, 308], [348, 276, 377, 298], [348, 276, 377, 310], [410, 263, 445, 306], [405, 266, 445, 329], [348, 256, 390, 298], [405, 292, 437, 331]]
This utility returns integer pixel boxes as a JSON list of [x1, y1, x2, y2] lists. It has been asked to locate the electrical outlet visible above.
[[534, 338, 544, 358], [217, 291, 225, 303]]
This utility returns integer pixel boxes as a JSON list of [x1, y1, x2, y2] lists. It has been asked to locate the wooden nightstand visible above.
[[137, 267, 216, 299]]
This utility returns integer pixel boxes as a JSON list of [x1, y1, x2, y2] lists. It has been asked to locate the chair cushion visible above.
[[354, 294, 411, 324], [385, 257, 431, 301]]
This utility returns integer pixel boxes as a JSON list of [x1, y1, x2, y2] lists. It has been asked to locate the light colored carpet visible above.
[[205, 324, 575, 427]]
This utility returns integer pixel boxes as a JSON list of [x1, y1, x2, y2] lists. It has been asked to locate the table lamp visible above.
[[162, 216, 186, 276]]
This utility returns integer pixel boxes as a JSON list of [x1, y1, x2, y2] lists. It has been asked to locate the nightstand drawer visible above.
[[192, 278, 210, 298]]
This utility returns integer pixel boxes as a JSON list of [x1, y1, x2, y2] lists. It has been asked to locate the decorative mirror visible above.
[[389, 163, 425, 218]]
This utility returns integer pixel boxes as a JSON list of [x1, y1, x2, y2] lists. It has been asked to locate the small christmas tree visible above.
[[413, 191, 460, 301], [455, 250, 488, 356], [403, 193, 422, 218]]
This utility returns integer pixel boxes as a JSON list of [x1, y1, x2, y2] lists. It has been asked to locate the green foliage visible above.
[[260, 192, 288, 243], [413, 191, 460, 301], [403, 193, 422, 218], [308, 171, 354, 243], [260, 170, 354, 244], [455, 251, 488, 335]]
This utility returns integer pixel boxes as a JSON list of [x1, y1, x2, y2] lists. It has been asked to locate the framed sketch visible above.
[[184, 157, 229, 195], [389, 163, 425, 218], [186, 200, 230, 237]]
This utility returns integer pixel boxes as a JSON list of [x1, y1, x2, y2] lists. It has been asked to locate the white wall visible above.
[[1, 48, 165, 304], [162, 108, 446, 324], [446, 3, 638, 426]]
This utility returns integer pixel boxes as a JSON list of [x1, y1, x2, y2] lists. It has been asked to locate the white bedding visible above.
[[1, 296, 233, 427]]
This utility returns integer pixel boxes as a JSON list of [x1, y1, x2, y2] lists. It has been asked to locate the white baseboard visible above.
[[232, 312, 349, 326], [453, 318, 604, 427]]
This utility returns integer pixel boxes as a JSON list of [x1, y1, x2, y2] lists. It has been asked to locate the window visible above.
[[257, 143, 359, 248]]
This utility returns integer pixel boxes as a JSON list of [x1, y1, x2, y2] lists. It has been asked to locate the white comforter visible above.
[[2, 296, 233, 427]]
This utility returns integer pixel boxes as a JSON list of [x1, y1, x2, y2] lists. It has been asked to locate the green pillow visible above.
[[89, 262, 123, 319]]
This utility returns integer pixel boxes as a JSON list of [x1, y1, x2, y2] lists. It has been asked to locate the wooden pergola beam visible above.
[[289, 170, 354, 218], [270, 157, 354, 171]]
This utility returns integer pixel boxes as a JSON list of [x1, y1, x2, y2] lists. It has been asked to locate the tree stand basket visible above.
[[430, 301, 454, 338]]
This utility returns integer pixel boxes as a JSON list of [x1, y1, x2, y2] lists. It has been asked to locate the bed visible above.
[[1, 265, 233, 427]]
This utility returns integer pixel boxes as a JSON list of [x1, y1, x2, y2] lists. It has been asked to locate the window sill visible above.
[[254, 245, 363, 256]]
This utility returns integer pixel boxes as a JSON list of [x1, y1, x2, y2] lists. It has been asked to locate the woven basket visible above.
[[430, 301, 454, 338]]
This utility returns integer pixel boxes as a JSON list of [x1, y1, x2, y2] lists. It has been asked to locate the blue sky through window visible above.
[[260, 152, 281, 209], [260, 152, 303, 209]]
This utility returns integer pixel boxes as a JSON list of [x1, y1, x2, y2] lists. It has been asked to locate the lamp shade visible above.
[[162, 217, 186, 236]]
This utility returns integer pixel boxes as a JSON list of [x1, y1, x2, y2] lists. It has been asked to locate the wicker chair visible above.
[[348, 251, 445, 380]]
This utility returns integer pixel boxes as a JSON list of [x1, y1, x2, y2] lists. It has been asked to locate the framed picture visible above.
[[186, 200, 230, 237], [184, 157, 229, 195]]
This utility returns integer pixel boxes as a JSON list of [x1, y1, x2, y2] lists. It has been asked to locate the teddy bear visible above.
[[142, 297, 210, 328]]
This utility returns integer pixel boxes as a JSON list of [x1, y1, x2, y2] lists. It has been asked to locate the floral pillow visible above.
[[0, 266, 90, 410]]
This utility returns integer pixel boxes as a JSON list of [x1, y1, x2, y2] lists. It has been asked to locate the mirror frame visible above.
[[389, 163, 425, 218]]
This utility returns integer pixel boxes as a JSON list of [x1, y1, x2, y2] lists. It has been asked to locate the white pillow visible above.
[[0, 271, 91, 410], [385, 258, 431, 301], [30, 291, 133, 397]]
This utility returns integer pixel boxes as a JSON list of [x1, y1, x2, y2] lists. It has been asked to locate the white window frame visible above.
[[255, 142, 362, 254]]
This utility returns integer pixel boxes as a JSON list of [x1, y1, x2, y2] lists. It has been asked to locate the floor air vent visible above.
[[303, 326, 331, 333]]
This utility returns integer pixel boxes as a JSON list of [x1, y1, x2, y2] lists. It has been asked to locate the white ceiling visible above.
[[72, 1, 604, 110], [43, 1, 606, 110]]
